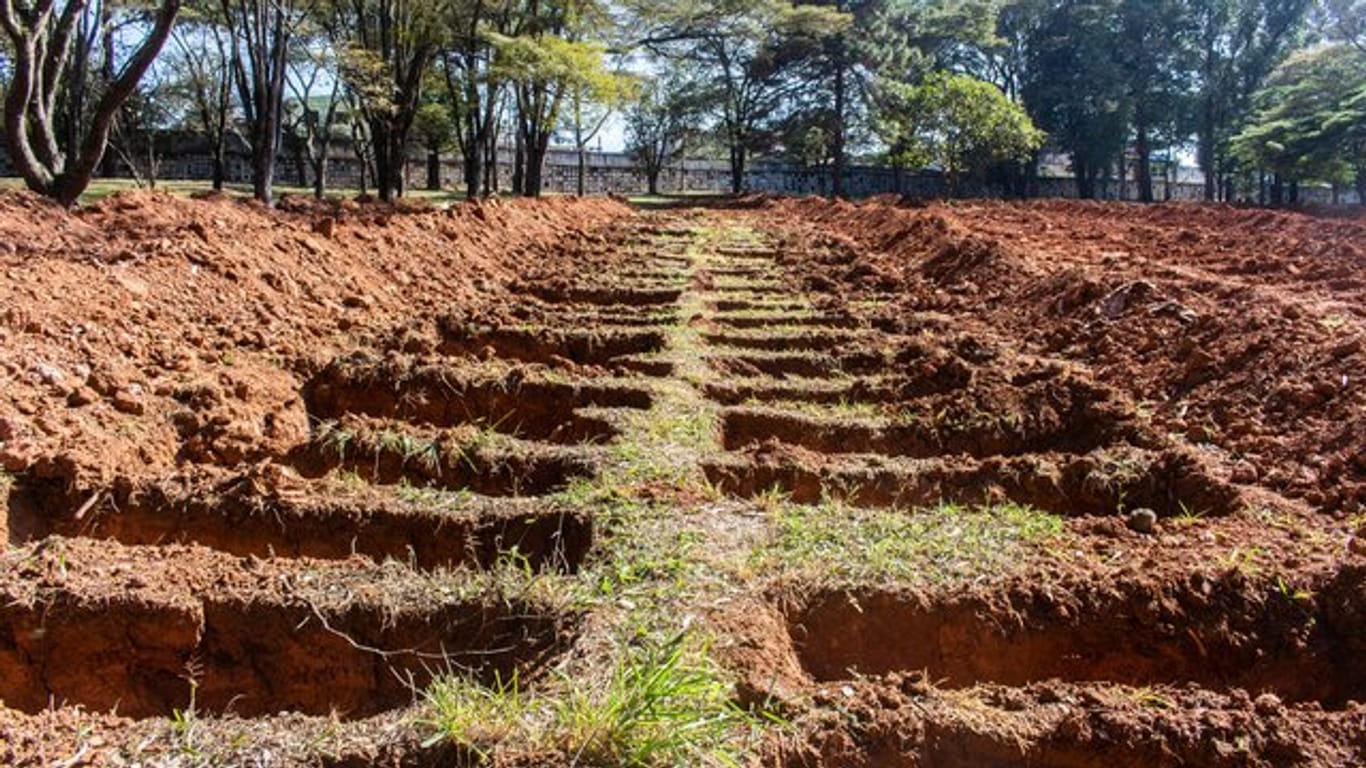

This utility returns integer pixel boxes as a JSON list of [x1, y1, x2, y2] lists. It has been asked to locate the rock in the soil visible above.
[[67, 387, 98, 407], [1126, 508, 1158, 534], [1254, 693, 1283, 715], [1231, 460, 1259, 484], [111, 390, 145, 415], [1350, 526, 1366, 556]]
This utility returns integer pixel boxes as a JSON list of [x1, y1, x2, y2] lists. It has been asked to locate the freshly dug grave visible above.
[[7, 466, 593, 572], [0, 537, 574, 719], [303, 353, 652, 443], [761, 197, 1366, 514]]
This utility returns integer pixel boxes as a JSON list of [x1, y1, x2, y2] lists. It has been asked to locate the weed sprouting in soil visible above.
[[421, 633, 764, 767], [548, 633, 762, 766], [421, 671, 528, 759]]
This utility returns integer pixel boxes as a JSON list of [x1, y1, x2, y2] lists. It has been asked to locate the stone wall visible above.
[[3, 141, 1358, 205]]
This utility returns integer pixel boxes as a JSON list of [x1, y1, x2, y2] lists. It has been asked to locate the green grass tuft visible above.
[[421, 632, 762, 766]]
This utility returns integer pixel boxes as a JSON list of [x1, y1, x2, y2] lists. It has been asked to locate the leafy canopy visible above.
[[878, 70, 1043, 190]]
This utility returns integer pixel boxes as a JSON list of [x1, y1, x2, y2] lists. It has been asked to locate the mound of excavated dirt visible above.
[[763, 197, 1366, 515], [0, 191, 632, 504]]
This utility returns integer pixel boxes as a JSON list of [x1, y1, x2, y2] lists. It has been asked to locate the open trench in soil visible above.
[[685, 224, 1365, 767], [1, 201, 1363, 766]]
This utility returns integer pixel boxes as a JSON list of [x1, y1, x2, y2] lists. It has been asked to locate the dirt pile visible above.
[[763, 197, 1366, 514], [0, 191, 630, 501]]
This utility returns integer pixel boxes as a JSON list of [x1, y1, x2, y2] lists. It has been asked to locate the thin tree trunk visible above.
[[1199, 96, 1217, 201], [576, 146, 587, 197], [729, 141, 744, 194], [1134, 107, 1153, 203], [831, 45, 846, 199], [512, 124, 525, 195], [427, 142, 441, 191], [314, 152, 327, 199]]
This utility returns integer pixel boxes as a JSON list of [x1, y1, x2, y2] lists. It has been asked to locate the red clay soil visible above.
[[762, 197, 1366, 515], [0, 190, 631, 503], [4, 192, 1366, 766]]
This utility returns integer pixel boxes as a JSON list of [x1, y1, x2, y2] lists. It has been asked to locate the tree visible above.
[[411, 97, 453, 190], [1320, 0, 1366, 50], [439, 0, 504, 199], [625, 73, 700, 194], [559, 41, 629, 196], [490, 0, 617, 197], [1116, 0, 1196, 202], [1, 0, 182, 206], [165, 6, 235, 189], [1022, 0, 1130, 198], [219, 0, 313, 204], [1190, 0, 1310, 200], [816, 0, 998, 197], [877, 70, 1042, 196], [285, 32, 343, 198], [326, 0, 442, 202], [1231, 43, 1366, 203], [631, 0, 847, 193]]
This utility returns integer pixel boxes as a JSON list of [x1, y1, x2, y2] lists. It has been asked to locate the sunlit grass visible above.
[[750, 497, 1067, 587]]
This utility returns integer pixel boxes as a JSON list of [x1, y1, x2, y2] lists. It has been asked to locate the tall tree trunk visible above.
[[1199, 96, 1217, 201], [427, 141, 441, 191], [512, 123, 525, 195], [1134, 106, 1153, 203], [465, 149, 482, 199], [295, 143, 308, 186], [576, 146, 587, 197], [525, 129, 548, 197], [484, 125, 497, 195], [252, 148, 274, 202], [1074, 157, 1092, 199], [831, 42, 846, 200], [729, 141, 744, 195], [313, 152, 328, 199], [211, 138, 226, 191], [372, 123, 395, 202]]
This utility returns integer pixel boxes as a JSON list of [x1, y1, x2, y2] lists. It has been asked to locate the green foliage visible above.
[[628, 0, 850, 191], [878, 70, 1042, 194], [626, 74, 707, 191], [1021, 0, 1131, 196], [1231, 43, 1366, 187], [1189, 0, 1314, 194], [421, 633, 761, 766], [412, 101, 456, 149]]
